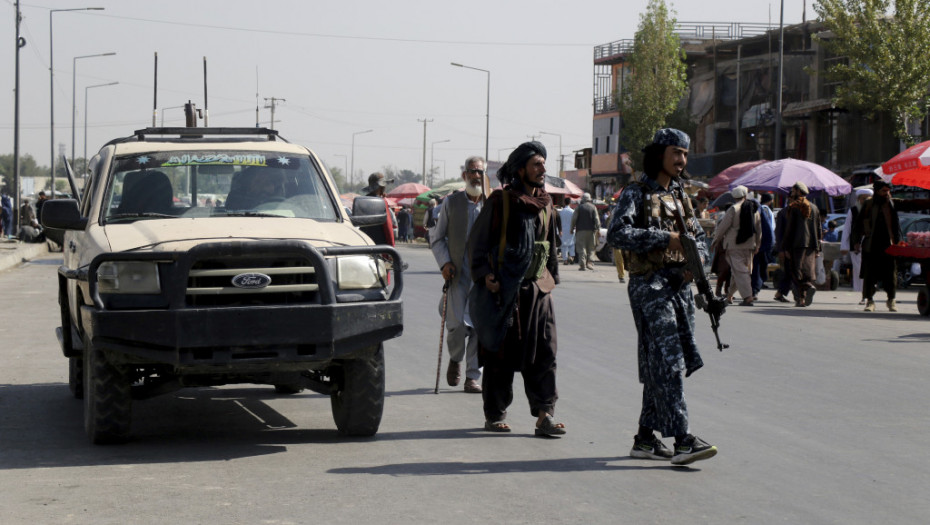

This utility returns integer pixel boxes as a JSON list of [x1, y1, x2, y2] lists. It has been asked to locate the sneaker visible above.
[[630, 434, 673, 460], [671, 435, 717, 466], [887, 299, 897, 312], [773, 292, 790, 303], [864, 300, 875, 312]]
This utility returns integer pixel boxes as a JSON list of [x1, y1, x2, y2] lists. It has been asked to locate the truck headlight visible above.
[[335, 256, 386, 290], [97, 261, 161, 294]]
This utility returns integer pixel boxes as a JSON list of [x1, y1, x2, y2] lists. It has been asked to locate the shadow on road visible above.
[[327, 456, 704, 475]]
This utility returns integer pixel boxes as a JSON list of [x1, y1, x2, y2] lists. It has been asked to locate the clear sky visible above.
[[1, 0, 810, 186]]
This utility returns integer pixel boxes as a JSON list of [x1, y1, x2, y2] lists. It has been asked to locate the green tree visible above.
[[326, 164, 348, 193], [814, 0, 930, 145], [617, 0, 689, 170], [0, 154, 49, 192]]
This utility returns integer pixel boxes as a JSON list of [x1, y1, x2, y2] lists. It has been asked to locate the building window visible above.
[[610, 118, 615, 134], [595, 137, 599, 154], [606, 137, 611, 153]]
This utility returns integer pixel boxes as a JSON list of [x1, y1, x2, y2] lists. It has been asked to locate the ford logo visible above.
[[231, 273, 272, 289]]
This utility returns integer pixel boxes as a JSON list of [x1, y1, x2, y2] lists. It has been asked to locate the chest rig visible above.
[[627, 183, 697, 275]]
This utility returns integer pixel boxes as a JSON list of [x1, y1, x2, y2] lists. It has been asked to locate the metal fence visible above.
[[594, 22, 774, 61]]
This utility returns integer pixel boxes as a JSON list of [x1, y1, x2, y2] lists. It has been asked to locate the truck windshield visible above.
[[103, 151, 340, 221]]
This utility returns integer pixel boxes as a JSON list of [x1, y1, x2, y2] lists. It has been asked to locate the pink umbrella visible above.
[[544, 176, 584, 197], [729, 158, 851, 196], [707, 160, 768, 196], [881, 140, 930, 175], [386, 182, 431, 199]]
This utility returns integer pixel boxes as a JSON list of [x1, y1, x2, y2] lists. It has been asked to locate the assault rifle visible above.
[[678, 233, 729, 351], [667, 200, 729, 351]]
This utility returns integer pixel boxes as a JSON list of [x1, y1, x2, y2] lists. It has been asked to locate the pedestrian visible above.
[[780, 182, 822, 307], [841, 188, 872, 303], [607, 128, 717, 466], [751, 193, 776, 298], [35, 191, 49, 222], [467, 141, 564, 436], [823, 220, 840, 242], [695, 196, 710, 219], [850, 180, 930, 312], [429, 156, 487, 393], [557, 197, 575, 264], [18, 198, 43, 243], [712, 185, 761, 305], [396, 206, 412, 243], [360, 172, 396, 246], [571, 192, 600, 271], [1, 192, 12, 238]]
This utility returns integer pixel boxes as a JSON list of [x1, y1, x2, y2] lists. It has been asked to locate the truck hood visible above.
[[102, 217, 371, 253]]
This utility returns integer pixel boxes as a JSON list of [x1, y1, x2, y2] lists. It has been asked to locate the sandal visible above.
[[484, 420, 511, 433], [534, 415, 566, 437]]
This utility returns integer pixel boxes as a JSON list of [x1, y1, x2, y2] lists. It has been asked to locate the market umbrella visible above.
[[889, 165, 930, 190], [544, 175, 584, 197], [729, 158, 851, 196], [707, 160, 768, 196], [386, 182, 431, 199], [881, 139, 930, 175]]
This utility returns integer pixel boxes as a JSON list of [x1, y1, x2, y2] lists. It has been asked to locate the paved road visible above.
[[1, 245, 928, 524]]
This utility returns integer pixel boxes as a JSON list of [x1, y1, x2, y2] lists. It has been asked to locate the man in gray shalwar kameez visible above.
[[430, 156, 487, 393]]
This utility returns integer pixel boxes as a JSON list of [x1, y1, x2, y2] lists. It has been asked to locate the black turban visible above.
[[497, 141, 547, 185]]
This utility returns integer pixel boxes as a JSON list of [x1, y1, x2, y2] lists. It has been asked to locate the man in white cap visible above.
[[571, 192, 601, 271], [712, 185, 761, 305], [840, 187, 872, 303]]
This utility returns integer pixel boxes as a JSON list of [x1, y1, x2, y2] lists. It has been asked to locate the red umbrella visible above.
[[890, 165, 930, 190], [707, 160, 768, 196], [881, 140, 930, 175], [386, 182, 431, 199]]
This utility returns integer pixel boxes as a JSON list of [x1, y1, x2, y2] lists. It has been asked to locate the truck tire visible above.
[[84, 338, 132, 444], [69, 356, 84, 399], [596, 245, 613, 263], [330, 344, 385, 437]]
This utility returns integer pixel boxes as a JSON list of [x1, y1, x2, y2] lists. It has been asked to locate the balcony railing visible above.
[[595, 22, 773, 61]]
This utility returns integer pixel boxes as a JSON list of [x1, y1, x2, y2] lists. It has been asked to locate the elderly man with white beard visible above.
[[429, 156, 488, 393]]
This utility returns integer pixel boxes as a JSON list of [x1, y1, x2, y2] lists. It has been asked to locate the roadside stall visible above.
[[887, 238, 930, 316]]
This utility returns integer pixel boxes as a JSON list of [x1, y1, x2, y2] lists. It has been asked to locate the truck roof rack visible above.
[[101, 127, 286, 148], [132, 127, 281, 140]]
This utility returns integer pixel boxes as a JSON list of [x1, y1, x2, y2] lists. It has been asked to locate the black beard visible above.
[[525, 178, 545, 189]]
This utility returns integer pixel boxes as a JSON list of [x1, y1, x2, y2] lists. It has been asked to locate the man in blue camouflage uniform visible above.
[[607, 128, 717, 466]]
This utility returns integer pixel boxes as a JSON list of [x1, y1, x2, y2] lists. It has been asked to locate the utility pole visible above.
[[418, 118, 433, 186], [14, 0, 24, 232], [264, 97, 285, 130]]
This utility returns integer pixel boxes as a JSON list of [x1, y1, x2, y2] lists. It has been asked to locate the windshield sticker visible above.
[[163, 153, 269, 167]]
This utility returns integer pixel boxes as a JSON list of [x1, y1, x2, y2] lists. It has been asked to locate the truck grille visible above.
[[186, 257, 320, 306]]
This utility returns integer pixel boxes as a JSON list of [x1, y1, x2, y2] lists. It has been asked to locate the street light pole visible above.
[[451, 62, 490, 169], [540, 131, 563, 176], [773, 0, 785, 160], [51, 7, 104, 195], [430, 139, 450, 187], [72, 52, 115, 168], [84, 82, 118, 174], [351, 129, 373, 187]]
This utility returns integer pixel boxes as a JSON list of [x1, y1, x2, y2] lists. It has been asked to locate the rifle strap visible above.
[[497, 190, 509, 268]]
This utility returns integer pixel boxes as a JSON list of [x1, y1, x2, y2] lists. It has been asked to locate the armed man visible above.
[[607, 128, 718, 466]]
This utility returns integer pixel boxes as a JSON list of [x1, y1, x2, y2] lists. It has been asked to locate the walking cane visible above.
[[435, 280, 450, 394]]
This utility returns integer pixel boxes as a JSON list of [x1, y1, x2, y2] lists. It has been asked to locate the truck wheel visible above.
[[83, 338, 132, 444], [330, 344, 385, 436], [596, 245, 613, 263], [69, 356, 84, 399], [918, 289, 930, 317]]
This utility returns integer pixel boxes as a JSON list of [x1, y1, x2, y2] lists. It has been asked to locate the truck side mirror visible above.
[[40, 199, 88, 231]]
